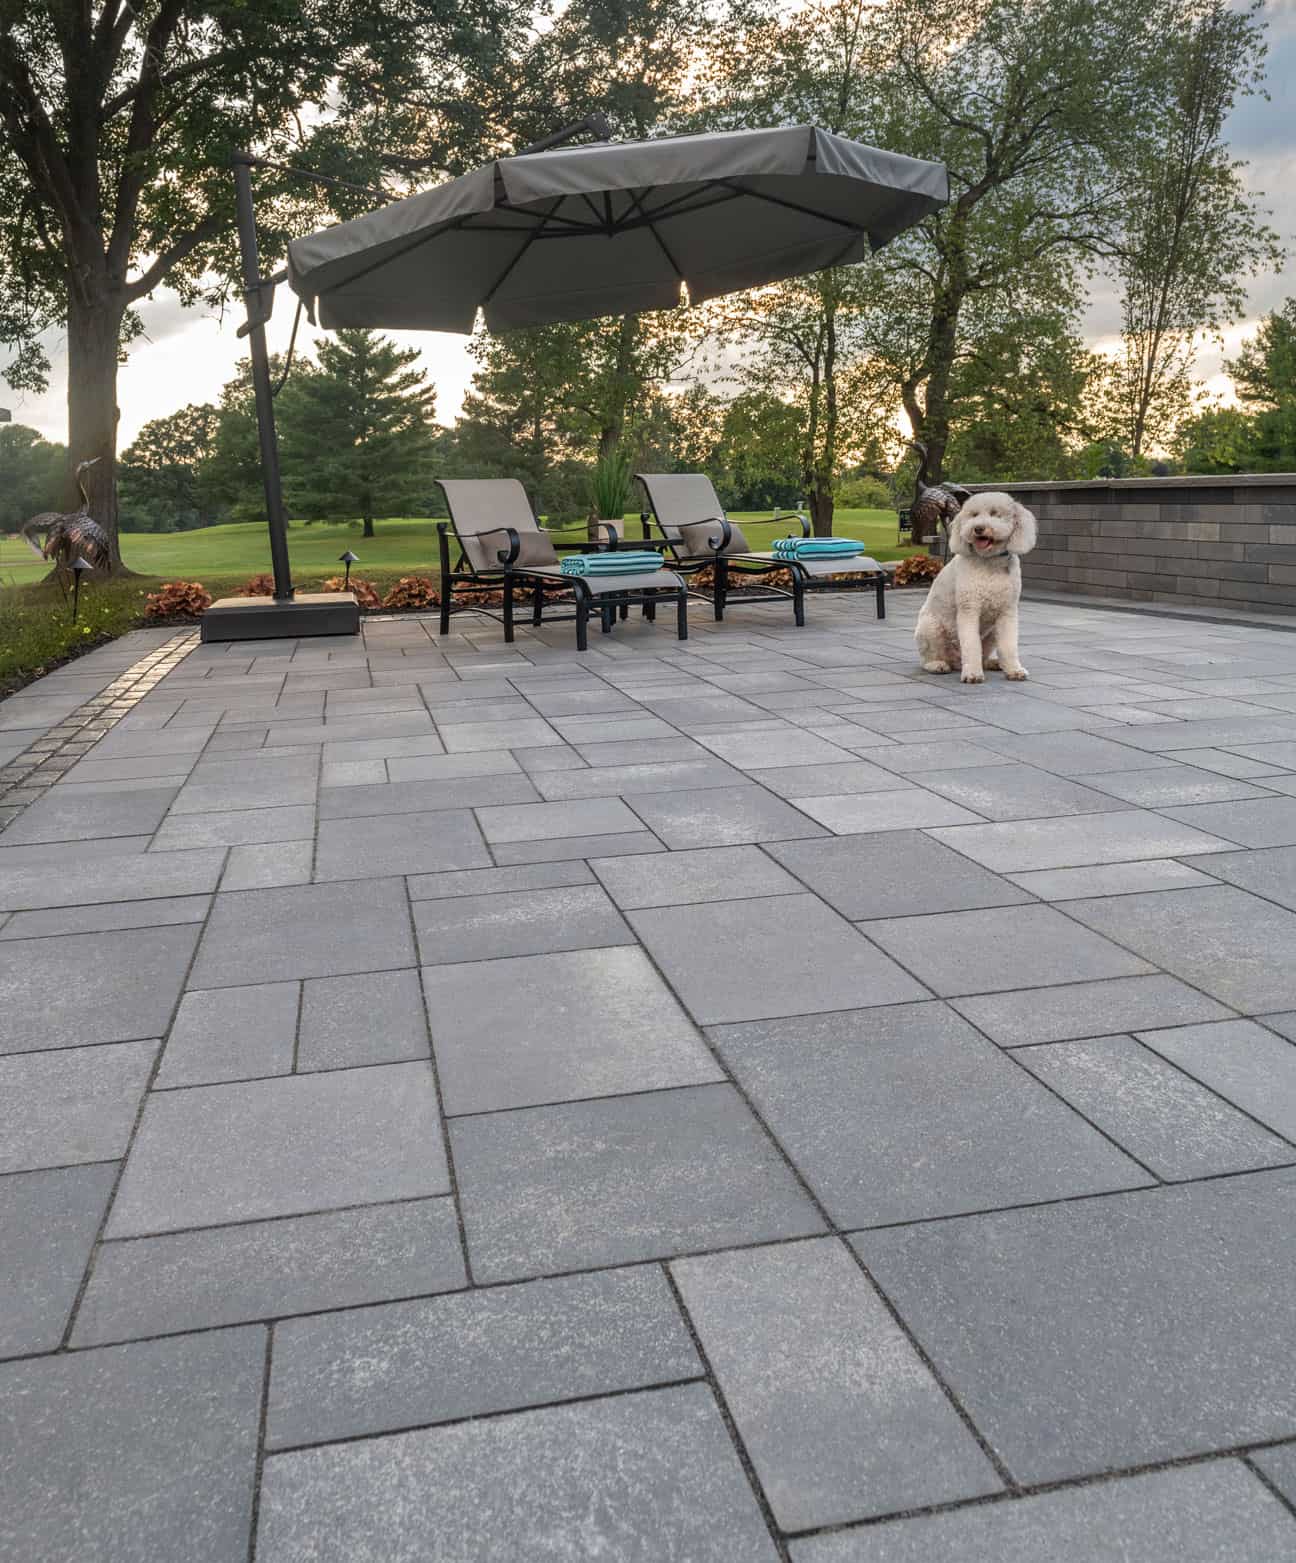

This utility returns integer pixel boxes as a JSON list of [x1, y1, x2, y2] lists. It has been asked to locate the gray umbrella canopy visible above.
[[287, 124, 947, 333]]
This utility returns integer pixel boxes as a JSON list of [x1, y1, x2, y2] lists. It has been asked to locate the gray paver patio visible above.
[[9, 600, 1296, 1558]]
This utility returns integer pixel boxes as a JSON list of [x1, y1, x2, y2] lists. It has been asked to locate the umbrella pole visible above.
[[232, 152, 295, 603]]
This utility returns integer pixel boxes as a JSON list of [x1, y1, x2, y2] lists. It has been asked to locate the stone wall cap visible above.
[[967, 473, 1296, 492]]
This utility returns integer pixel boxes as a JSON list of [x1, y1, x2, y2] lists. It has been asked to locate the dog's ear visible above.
[[946, 509, 969, 554], [1007, 501, 1038, 555]]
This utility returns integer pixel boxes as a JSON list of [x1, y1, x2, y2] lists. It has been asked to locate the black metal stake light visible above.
[[339, 550, 359, 590], [70, 556, 93, 624]]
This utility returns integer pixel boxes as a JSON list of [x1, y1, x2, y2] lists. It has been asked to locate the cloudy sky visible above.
[[6, 2, 1295, 450]]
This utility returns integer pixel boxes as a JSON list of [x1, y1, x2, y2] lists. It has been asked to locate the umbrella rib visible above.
[[481, 195, 567, 305], [621, 188, 685, 281], [715, 180, 866, 235]]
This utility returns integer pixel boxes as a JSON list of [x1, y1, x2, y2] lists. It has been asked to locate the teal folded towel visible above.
[[560, 551, 662, 577], [771, 538, 865, 560]]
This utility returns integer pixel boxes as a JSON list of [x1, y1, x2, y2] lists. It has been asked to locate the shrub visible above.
[[143, 580, 212, 619], [239, 573, 276, 596], [893, 555, 944, 587], [322, 574, 382, 610], [837, 476, 892, 510], [382, 575, 439, 611]]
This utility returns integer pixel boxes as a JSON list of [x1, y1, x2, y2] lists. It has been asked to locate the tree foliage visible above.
[[1099, 0, 1279, 457], [119, 403, 220, 532], [0, 0, 529, 559], [0, 422, 65, 530]]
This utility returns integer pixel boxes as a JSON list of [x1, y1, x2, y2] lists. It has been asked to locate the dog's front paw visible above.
[[961, 669, 985, 684], [1004, 667, 1029, 681], [921, 660, 952, 674], [984, 655, 1002, 671]]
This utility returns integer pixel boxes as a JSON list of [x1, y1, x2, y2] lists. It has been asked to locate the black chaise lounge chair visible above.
[[635, 472, 887, 626], [436, 478, 689, 652]]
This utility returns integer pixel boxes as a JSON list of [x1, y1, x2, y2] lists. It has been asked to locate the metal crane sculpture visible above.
[[21, 458, 113, 584], [908, 441, 971, 554]]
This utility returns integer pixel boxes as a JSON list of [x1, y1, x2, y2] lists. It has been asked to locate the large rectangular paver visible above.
[[267, 1267, 699, 1448], [415, 884, 633, 965], [930, 809, 1233, 872], [0, 1164, 117, 1355], [0, 784, 178, 845], [710, 1004, 1147, 1225], [1017, 1034, 1293, 1178], [629, 894, 926, 1023], [256, 1384, 778, 1563], [623, 784, 827, 847], [591, 845, 802, 908], [1080, 763, 1273, 806], [916, 763, 1128, 820], [190, 878, 415, 986], [1066, 885, 1296, 1012], [108, 1062, 448, 1236], [449, 1083, 825, 1282], [672, 1240, 1000, 1529], [1136, 1018, 1296, 1141], [0, 1040, 155, 1173], [74, 1199, 464, 1347], [766, 831, 1031, 919], [0, 925, 198, 1054], [856, 1170, 1296, 1481], [1162, 795, 1296, 847], [423, 947, 721, 1114], [297, 969, 428, 1071], [952, 973, 1233, 1046], [0, 1328, 263, 1563], [157, 982, 297, 1088], [475, 797, 642, 843], [790, 1462, 1296, 1562], [792, 788, 983, 833], [314, 808, 490, 880], [0, 848, 225, 912], [861, 904, 1149, 997], [151, 804, 315, 851], [318, 774, 537, 818]]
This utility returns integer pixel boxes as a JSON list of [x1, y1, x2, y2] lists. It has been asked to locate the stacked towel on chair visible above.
[[770, 537, 867, 561], [560, 551, 663, 577]]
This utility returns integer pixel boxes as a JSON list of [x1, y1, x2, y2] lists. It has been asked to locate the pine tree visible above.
[[278, 331, 437, 538]]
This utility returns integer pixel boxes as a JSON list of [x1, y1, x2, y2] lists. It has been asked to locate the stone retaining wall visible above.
[[963, 475, 1296, 616]]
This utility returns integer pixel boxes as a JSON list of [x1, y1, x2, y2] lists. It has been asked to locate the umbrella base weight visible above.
[[200, 592, 360, 642]]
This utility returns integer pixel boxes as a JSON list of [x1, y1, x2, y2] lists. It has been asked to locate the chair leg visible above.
[[438, 578, 451, 636], [792, 571, 806, 627], [712, 558, 728, 621], [618, 602, 629, 621], [600, 603, 614, 634], [643, 598, 656, 622], [875, 572, 886, 619], [503, 575, 515, 643], [676, 589, 688, 641], [576, 595, 589, 652], [532, 582, 543, 626]]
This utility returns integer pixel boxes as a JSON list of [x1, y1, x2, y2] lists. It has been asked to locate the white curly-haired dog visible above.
[[914, 491, 1038, 683]]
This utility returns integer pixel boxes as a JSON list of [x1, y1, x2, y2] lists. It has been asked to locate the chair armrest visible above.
[[703, 516, 732, 553], [474, 524, 522, 566], [781, 512, 812, 538], [590, 522, 619, 550]]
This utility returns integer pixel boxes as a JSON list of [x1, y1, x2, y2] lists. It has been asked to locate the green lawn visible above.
[[0, 508, 917, 591]]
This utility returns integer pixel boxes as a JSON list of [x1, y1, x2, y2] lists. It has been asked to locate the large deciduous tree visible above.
[[0, 0, 525, 566], [278, 330, 437, 537], [1100, 0, 1279, 457]]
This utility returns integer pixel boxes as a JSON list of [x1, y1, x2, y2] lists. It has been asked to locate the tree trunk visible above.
[[598, 314, 639, 460], [809, 484, 835, 535], [66, 290, 128, 572]]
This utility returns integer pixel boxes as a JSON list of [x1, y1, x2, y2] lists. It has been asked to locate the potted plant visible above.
[[587, 449, 633, 543]]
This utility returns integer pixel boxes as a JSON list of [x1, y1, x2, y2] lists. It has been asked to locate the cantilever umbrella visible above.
[[221, 122, 946, 625], [286, 124, 947, 331]]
